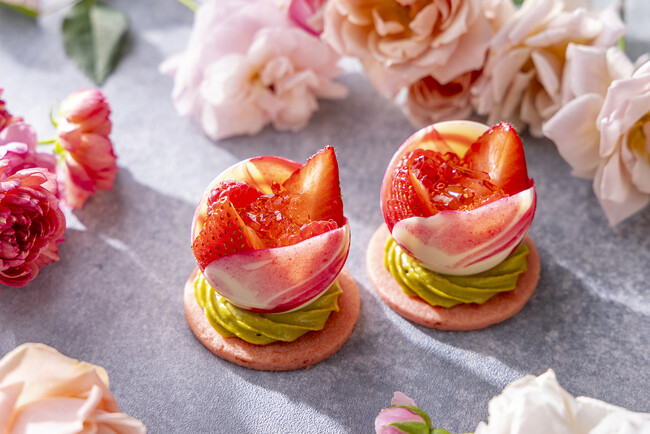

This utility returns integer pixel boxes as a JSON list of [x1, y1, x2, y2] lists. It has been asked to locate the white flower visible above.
[[472, 0, 625, 137], [475, 370, 650, 434], [161, 0, 346, 141], [543, 44, 650, 225]]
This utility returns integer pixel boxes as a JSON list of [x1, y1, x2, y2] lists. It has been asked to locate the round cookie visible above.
[[367, 224, 540, 331], [184, 267, 360, 371]]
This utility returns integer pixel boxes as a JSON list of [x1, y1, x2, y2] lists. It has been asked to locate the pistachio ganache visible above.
[[384, 237, 529, 308], [194, 272, 342, 345]]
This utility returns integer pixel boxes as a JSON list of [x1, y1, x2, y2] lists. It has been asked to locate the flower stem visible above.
[[618, 0, 626, 51], [176, 0, 197, 12]]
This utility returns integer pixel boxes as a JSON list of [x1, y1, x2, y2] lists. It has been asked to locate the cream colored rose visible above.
[[0, 343, 145, 433], [323, 0, 492, 87], [543, 44, 650, 225], [472, 0, 625, 137], [475, 370, 650, 433]]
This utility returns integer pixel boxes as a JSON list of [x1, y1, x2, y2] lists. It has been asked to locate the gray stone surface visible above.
[[1, 1, 648, 432]]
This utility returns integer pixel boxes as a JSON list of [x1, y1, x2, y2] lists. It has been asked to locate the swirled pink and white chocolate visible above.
[[380, 121, 536, 275]]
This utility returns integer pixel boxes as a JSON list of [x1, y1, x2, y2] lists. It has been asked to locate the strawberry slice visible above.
[[384, 152, 435, 232], [282, 146, 344, 226], [192, 197, 263, 269], [464, 122, 531, 195], [207, 180, 262, 210]]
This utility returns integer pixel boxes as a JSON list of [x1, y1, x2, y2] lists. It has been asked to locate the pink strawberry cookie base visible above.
[[367, 224, 540, 331], [184, 267, 360, 371]]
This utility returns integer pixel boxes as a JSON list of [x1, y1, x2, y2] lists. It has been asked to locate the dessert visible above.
[[185, 147, 359, 370], [367, 121, 540, 330]]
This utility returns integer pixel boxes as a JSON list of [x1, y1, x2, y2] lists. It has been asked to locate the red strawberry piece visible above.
[[192, 197, 263, 269], [384, 151, 435, 232], [282, 146, 344, 226], [207, 180, 262, 210], [464, 122, 531, 195]]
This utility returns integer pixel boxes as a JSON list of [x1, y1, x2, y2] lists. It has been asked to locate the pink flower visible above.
[[0, 123, 56, 178], [0, 343, 146, 433], [543, 45, 650, 225], [323, 0, 492, 88], [400, 70, 482, 128], [161, 0, 346, 141], [472, 0, 625, 137], [0, 88, 23, 133], [56, 89, 117, 209], [286, 0, 327, 35], [0, 164, 65, 287], [375, 392, 430, 433]]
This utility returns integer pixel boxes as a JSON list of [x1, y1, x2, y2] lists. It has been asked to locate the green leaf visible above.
[[431, 429, 470, 434], [176, 0, 198, 11], [62, 0, 129, 85], [391, 405, 433, 429], [387, 421, 431, 434], [0, 0, 38, 17]]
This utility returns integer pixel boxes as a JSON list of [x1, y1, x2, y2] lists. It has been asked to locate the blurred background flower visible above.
[[323, 0, 492, 88], [471, 0, 625, 137], [162, 0, 347, 141], [544, 47, 650, 225]]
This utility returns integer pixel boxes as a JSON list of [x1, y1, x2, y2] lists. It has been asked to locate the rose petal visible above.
[[594, 153, 650, 226], [543, 93, 603, 178]]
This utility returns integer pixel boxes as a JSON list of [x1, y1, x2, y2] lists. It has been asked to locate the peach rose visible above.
[[323, 0, 491, 87], [161, 0, 346, 141], [56, 89, 117, 209], [400, 69, 481, 127], [0, 343, 145, 433], [340, 0, 513, 128], [543, 45, 650, 225], [472, 0, 625, 137]]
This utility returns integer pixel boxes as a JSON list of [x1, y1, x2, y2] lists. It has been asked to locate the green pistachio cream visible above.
[[384, 237, 529, 308], [194, 272, 342, 345]]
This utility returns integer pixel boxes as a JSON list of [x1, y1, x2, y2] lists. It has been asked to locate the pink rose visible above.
[[472, 0, 625, 137], [161, 0, 346, 141], [0, 164, 65, 287], [0, 123, 56, 178], [56, 89, 117, 209], [543, 45, 650, 225], [375, 392, 430, 433], [0, 343, 146, 433], [286, 0, 327, 35], [0, 89, 23, 133], [323, 0, 491, 87]]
